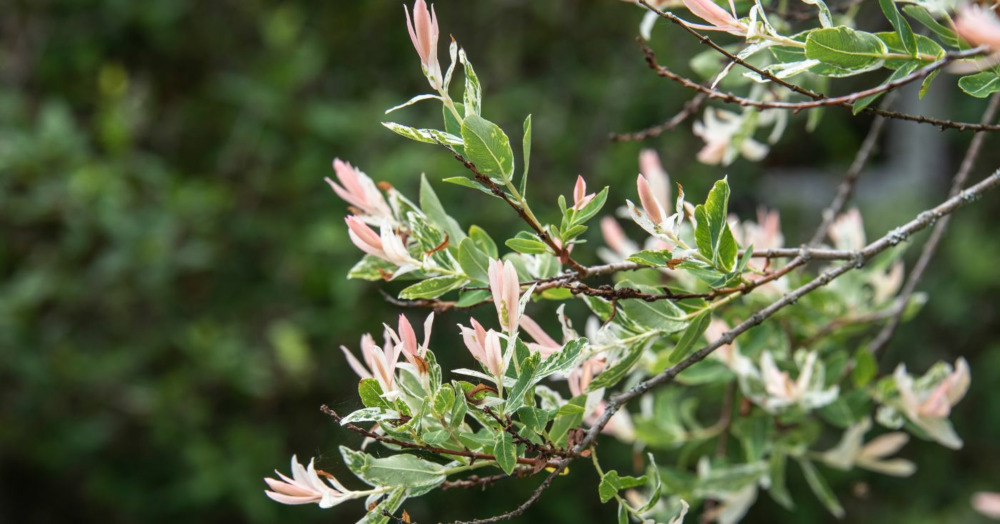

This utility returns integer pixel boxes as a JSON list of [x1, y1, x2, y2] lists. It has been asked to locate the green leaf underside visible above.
[[461, 114, 514, 181], [959, 70, 1000, 98], [399, 275, 468, 299], [805, 27, 888, 71]]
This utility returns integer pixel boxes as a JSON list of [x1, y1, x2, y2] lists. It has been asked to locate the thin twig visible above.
[[808, 93, 896, 246], [447, 460, 569, 524], [635, 1, 1000, 133], [580, 166, 1000, 453], [641, 42, 988, 113], [868, 93, 1000, 355], [442, 473, 515, 490], [320, 405, 563, 468], [801, 306, 904, 348], [439, 144, 589, 274], [610, 93, 707, 142]]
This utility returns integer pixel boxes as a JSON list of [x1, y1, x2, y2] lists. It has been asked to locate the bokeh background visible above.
[[3, 1, 999, 522]]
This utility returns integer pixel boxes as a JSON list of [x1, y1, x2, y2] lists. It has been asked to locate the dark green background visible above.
[[2, 1, 999, 522]]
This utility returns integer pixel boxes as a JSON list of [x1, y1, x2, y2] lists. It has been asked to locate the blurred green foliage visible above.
[[2, 1, 1000, 522]]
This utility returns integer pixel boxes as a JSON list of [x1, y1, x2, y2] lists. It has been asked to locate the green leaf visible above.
[[626, 249, 673, 268], [442, 176, 496, 197], [340, 407, 403, 425], [901, 5, 959, 47], [548, 395, 586, 446], [852, 348, 878, 387], [667, 311, 712, 366], [493, 432, 517, 475], [341, 447, 447, 489], [461, 114, 514, 181], [537, 338, 586, 378], [505, 352, 540, 413], [385, 93, 442, 114], [506, 235, 550, 255], [879, 0, 916, 57], [694, 178, 738, 272], [420, 174, 466, 243], [767, 450, 794, 509], [399, 275, 468, 300], [359, 378, 392, 410], [348, 255, 398, 281], [797, 458, 845, 518], [640, 454, 663, 511], [450, 383, 469, 426], [920, 69, 941, 99], [587, 340, 648, 391], [875, 32, 945, 70], [457, 238, 491, 284], [619, 298, 688, 334], [443, 102, 465, 138], [517, 406, 550, 435], [570, 186, 609, 226], [357, 487, 408, 524], [433, 385, 456, 415], [598, 470, 646, 503], [520, 114, 532, 196], [460, 49, 481, 117], [958, 70, 1000, 98], [818, 390, 871, 428], [469, 225, 499, 259], [731, 415, 770, 462], [382, 122, 463, 146], [805, 27, 888, 73], [852, 62, 918, 114], [455, 289, 491, 307], [421, 429, 451, 446]]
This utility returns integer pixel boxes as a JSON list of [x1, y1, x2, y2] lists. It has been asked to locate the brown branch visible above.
[[578, 166, 1000, 456], [320, 405, 562, 468], [610, 92, 707, 142], [384, 248, 866, 311], [439, 165, 1000, 524], [635, 1, 1000, 133], [378, 289, 488, 313], [481, 406, 569, 458], [868, 93, 1000, 355], [448, 458, 570, 524], [442, 472, 516, 490], [640, 41, 989, 113], [800, 306, 904, 348], [439, 144, 589, 274], [808, 93, 896, 246]]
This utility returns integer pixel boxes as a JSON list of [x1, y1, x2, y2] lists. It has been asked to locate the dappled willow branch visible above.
[[869, 93, 1000, 355], [442, 473, 516, 491], [467, 164, 1000, 523], [439, 143, 589, 275], [808, 93, 896, 246], [609, 92, 707, 142], [636, 0, 1000, 133], [383, 247, 870, 311], [320, 406, 565, 469], [641, 42, 990, 113], [581, 165, 1000, 451]]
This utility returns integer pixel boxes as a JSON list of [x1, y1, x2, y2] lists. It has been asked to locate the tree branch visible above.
[[579, 165, 1000, 453], [609, 93, 707, 142], [320, 405, 563, 468], [868, 93, 1000, 355], [635, 1, 1000, 133], [640, 41, 989, 113], [439, 144, 589, 274], [808, 93, 895, 246]]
